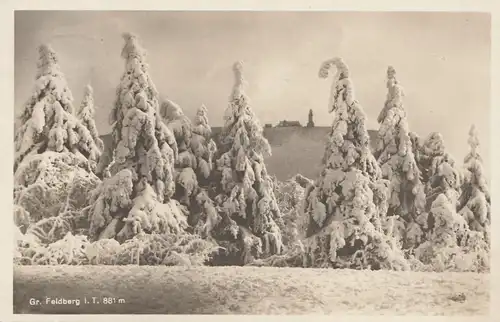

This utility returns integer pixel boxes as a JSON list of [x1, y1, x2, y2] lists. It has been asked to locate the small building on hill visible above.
[[277, 120, 302, 127]]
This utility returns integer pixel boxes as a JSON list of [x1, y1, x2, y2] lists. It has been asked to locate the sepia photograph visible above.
[[13, 10, 491, 315]]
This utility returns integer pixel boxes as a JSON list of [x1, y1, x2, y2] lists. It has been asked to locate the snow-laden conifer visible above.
[[419, 132, 461, 207], [87, 33, 186, 242], [161, 99, 197, 205], [77, 84, 104, 153], [414, 158, 489, 272], [191, 104, 218, 185], [13, 45, 101, 244], [374, 67, 427, 249], [458, 125, 490, 242], [160, 99, 219, 238], [301, 58, 408, 270], [189, 104, 219, 237], [14, 44, 102, 172], [212, 61, 284, 265]]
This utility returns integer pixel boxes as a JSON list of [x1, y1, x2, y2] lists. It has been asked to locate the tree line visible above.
[[13, 33, 490, 272]]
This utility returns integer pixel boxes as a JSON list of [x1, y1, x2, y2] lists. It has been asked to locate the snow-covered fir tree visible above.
[[160, 99, 219, 238], [211, 61, 284, 265], [14, 44, 102, 172], [301, 57, 408, 270], [87, 33, 187, 242], [458, 125, 490, 242], [374, 66, 427, 249], [190, 104, 219, 237], [13, 44, 102, 243], [161, 101, 217, 189], [247, 174, 312, 268], [419, 132, 461, 207], [160, 98, 197, 206], [410, 128, 491, 272], [191, 104, 218, 187], [77, 84, 105, 155], [406, 128, 489, 271], [414, 156, 489, 272]]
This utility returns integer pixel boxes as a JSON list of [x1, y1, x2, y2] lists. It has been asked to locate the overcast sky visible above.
[[14, 11, 491, 173]]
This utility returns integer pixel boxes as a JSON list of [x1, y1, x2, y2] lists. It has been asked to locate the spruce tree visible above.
[[419, 132, 460, 207], [301, 57, 408, 270], [160, 99, 219, 239], [191, 104, 218, 186], [409, 129, 490, 271], [161, 98, 197, 206], [77, 84, 105, 155], [458, 125, 490, 241], [14, 44, 102, 172], [13, 44, 101, 242], [87, 33, 186, 242], [212, 61, 284, 265], [190, 104, 219, 238], [415, 158, 489, 272], [374, 66, 427, 249]]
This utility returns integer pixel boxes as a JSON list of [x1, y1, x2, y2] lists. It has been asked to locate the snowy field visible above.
[[14, 265, 489, 315]]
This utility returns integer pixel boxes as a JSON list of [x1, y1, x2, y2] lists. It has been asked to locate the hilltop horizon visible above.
[[98, 126, 376, 181]]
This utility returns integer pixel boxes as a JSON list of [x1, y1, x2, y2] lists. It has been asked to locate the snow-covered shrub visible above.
[[14, 44, 102, 173], [25, 213, 75, 245], [301, 57, 408, 271], [374, 66, 427, 250], [14, 224, 44, 265], [456, 230, 490, 272], [15, 231, 89, 265], [113, 232, 219, 266], [15, 228, 218, 267], [87, 33, 186, 242], [458, 125, 490, 242], [83, 238, 122, 265], [210, 62, 284, 265], [14, 152, 100, 243]]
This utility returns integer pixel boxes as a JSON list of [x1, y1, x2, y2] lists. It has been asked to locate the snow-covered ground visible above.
[[14, 265, 489, 315]]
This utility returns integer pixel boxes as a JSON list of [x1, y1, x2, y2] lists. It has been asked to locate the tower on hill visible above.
[[307, 109, 315, 127]]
